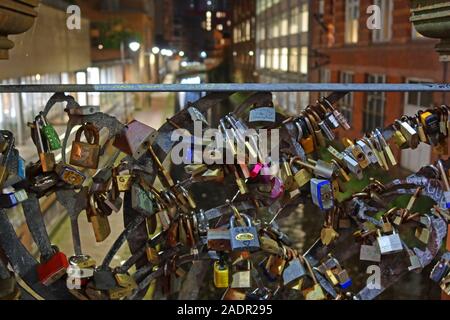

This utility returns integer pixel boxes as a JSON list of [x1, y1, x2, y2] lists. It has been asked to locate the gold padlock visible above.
[[115, 174, 133, 192], [70, 124, 101, 169], [88, 195, 111, 242], [214, 261, 229, 288]]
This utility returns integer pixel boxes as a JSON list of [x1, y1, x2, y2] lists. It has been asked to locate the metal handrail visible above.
[[1, 83, 450, 93]]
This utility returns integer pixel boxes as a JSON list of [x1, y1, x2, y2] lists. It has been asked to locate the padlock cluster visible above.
[[0, 91, 450, 301]]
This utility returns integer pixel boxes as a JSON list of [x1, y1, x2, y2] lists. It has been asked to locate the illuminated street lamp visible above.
[[179, 51, 185, 57], [128, 41, 141, 52], [200, 51, 207, 59], [152, 46, 160, 54]]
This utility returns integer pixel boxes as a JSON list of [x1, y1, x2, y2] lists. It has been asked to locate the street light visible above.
[[200, 51, 207, 59], [152, 46, 160, 54], [128, 41, 141, 52], [179, 51, 185, 57]]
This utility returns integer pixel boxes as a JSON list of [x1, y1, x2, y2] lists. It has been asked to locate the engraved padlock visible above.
[[70, 124, 100, 169], [229, 213, 260, 252]]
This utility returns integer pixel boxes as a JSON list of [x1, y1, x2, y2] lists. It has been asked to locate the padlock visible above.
[[93, 269, 117, 291], [37, 248, 69, 286], [359, 244, 381, 262], [229, 213, 260, 252], [281, 157, 297, 191], [89, 167, 112, 193], [337, 269, 352, 289], [33, 120, 56, 173], [302, 283, 326, 300], [342, 154, 363, 179], [292, 158, 334, 179], [430, 254, 450, 283], [375, 129, 397, 167], [0, 193, 19, 209], [109, 273, 138, 300], [207, 228, 232, 252], [0, 131, 13, 188], [115, 173, 133, 192], [282, 258, 307, 286], [407, 252, 422, 271], [225, 114, 258, 161], [310, 178, 334, 210], [305, 112, 326, 148], [70, 124, 100, 169], [392, 129, 408, 148], [355, 140, 378, 164], [300, 136, 315, 154], [55, 163, 86, 187], [343, 139, 370, 169], [113, 120, 156, 159], [214, 260, 229, 288], [131, 183, 155, 217], [320, 226, 339, 246], [397, 118, 419, 149], [270, 176, 285, 199], [381, 216, 393, 234], [317, 100, 340, 129], [420, 111, 440, 136], [248, 105, 276, 124], [39, 113, 61, 151], [376, 229, 403, 255], [14, 189, 28, 203], [415, 215, 431, 244], [440, 274, 450, 295], [320, 97, 351, 130], [231, 261, 252, 288], [87, 194, 111, 242]]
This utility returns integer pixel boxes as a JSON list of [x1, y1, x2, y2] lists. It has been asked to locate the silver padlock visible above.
[[376, 230, 403, 255], [318, 120, 336, 141], [67, 105, 100, 116], [359, 244, 381, 262], [282, 258, 307, 286], [342, 154, 363, 179], [356, 140, 378, 164]]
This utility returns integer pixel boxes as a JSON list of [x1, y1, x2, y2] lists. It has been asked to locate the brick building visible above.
[[309, 0, 445, 172], [231, 0, 257, 82]]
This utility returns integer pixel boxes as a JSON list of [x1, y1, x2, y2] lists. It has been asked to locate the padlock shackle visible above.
[[229, 212, 251, 229], [75, 123, 100, 145]]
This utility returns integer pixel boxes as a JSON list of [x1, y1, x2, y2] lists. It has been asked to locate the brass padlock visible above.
[[115, 174, 133, 192], [87, 194, 111, 242], [70, 124, 101, 169]]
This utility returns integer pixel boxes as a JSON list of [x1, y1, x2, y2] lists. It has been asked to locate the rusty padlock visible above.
[[70, 124, 100, 169]]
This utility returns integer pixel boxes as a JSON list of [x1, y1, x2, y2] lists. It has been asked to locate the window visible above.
[[372, 0, 393, 43], [300, 3, 309, 32], [272, 17, 279, 38], [345, 0, 359, 44], [281, 13, 288, 36], [300, 46, 308, 75], [339, 72, 354, 125], [363, 74, 386, 132], [289, 48, 298, 72], [280, 47, 288, 71], [406, 80, 433, 108], [245, 20, 251, 41], [266, 48, 273, 69], [273, 48, 280, 70], [319, 0, 325, 15], [290, 7, 299, 35], [259, 49, 266, 69]]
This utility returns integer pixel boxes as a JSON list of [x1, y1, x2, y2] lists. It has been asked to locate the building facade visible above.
[[231, 0, 256, 82], [309, 0, 445, 172], [255, 0, 310, 114]]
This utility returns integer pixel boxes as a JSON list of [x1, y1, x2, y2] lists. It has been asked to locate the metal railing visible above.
[[0, 83, 450, 93]]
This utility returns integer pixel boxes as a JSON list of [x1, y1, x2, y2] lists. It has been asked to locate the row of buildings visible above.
[[230, 0, 445, 172]]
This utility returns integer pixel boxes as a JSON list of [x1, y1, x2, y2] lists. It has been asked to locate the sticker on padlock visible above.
[[70, 124, 101, 169], [310, 178, 334, 210], [229, 213, 260, 252]]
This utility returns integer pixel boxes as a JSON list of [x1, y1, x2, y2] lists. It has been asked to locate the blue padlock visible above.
[[17, 157, 26, 180], [229, 213, 260, 252], [310, 178, 334, 210]]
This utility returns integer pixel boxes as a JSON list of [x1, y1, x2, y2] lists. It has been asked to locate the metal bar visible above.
[[0, 83, 450, 93]]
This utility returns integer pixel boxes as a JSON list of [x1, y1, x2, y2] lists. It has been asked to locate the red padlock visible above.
[[37, 250, 69, 286]]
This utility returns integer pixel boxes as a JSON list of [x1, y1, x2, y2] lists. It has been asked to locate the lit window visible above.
[[300, 3, 309, 32], [290, 7, 299, 35], [281, 13, 288, 36], [372, 0, 393, 43], [289, 48, 298, 72], [272, 17, 279, 38], [259, 49, 266, 69], [246, 20, 251, 41], [300, 47, 308, 75], [266, 48, 272, 69], [280, 47, 288, 71], [345, 0, 359, 44], [273, 48, 279, 70]]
